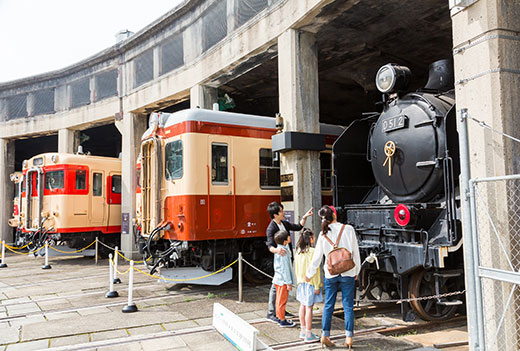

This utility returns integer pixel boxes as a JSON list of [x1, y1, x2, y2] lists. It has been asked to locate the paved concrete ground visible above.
[[0, 251, 469, 350]]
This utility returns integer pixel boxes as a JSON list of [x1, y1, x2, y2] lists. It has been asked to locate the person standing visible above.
[[272, 230, 296, 327], [294, 228, 322, 342], [305, 205, 361, 349], [266, 201, 313, 323]]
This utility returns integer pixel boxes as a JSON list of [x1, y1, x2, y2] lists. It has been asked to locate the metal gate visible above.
[[470, 175, 520, 350]]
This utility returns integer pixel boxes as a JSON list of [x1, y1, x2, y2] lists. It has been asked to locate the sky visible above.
[[0, 0, 182, 83]]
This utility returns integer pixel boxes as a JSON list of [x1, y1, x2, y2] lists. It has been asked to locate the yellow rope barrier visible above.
[[4, 243, 29, 250], [132, 259, 237, 282], [48, 240, 96, 254], [4, 245, 31, 255], [116, 250, 151, 264]]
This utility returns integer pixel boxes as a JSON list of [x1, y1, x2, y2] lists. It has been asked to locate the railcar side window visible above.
[[111, 175, 121, 194], [259, 148, 280, 189], [320, 153, 332, 190], [44, 170, 64, 190], [93, 173, 102, 196], [165, 140, 183, 180], [76, 170, 86, 190], [211, 143, 228, 184]]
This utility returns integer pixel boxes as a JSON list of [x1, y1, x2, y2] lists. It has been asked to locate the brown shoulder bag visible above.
[[323, 224, 355, 275]]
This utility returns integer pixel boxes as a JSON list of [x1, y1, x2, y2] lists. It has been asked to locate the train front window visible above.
[[320, 153, 332, 190], [93, 173, 102, 196], [211, 143, 228, 184], [259, 148, 280, 189], [165, 140, 183, 180], [76, 170, 86, 190], [44, 170, 64, 190], [111, 175, 121, 194]]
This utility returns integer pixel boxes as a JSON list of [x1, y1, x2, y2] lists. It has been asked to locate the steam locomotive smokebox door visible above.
[[371, 97, 447, 203]]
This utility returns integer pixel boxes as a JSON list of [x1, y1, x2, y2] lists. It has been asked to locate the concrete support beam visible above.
[[190, 84, 218, 109], [120, 112, 147, 259], [58, 128, 79, 154], [452, 1, 520, 349], [277, 29, 321, 236], [0, 139, 15, 243]]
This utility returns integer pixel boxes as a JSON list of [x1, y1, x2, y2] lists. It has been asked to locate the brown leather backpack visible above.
[[323, 224, 355, 275]]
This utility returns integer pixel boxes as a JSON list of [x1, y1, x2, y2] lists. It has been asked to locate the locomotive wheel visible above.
[[359, 269, 399, 302], [409, 270, 458, 321]]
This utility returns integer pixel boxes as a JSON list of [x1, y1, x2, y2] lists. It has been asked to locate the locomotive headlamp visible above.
[[51, 154, 58, 163], [375, 64, 411, 93], [23, 160, 28, 169]]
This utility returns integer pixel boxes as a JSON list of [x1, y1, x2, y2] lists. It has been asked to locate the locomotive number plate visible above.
[[382, 115, 407, 133]]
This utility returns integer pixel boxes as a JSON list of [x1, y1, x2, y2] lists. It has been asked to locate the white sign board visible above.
[[213, 303, 271, 351]]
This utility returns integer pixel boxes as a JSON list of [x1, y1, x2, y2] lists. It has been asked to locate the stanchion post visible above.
[[238, 252, 243, 303], [42, 242, 51, 270], [95, 237, 98, 265], [122, 260, 138, 313], [0, 240, 7, 268], [113, 246, 121, 284], [105, 253, 119, 298]]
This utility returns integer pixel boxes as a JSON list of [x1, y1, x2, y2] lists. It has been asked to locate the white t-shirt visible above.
[[305, 222, 361, 279]]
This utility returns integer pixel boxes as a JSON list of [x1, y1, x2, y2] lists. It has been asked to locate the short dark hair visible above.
[[274, 230, 289, 245], [267, 201, 284, 219]]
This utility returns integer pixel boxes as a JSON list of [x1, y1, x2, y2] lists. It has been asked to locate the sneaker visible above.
[[267, 314, 280, 324], [279, 319, 296, 328], [285, 310, 295, 317], [299, 331, 306, 339], [304, 332, 320, 343]]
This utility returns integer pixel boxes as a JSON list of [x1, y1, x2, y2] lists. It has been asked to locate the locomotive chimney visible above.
[[424, 59, 454, 92]]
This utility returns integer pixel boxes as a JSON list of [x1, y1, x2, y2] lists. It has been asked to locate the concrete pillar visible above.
[[0, 98, 7, 122], [190, 84, 218, 109], [26, 93, 35, 117], [58, 128, 79, 154], [183, 19, 203, 64], [153, 46, 160, 79], [226, 0, 238, 33], [120, 112, 147, 258], [0, 139, 15, 243], [277, 29, 321, 236], [54, 85, 68, 112], [452, 1, 520, 349]]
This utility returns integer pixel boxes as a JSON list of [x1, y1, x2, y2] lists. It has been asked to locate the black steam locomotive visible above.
[[333, 59, 464, 321]]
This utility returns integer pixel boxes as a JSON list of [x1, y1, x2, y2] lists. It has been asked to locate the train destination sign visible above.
[[382, 114, 407, 133]]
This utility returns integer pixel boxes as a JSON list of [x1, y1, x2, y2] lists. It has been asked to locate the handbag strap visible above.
[[323, 224, 346, 249]]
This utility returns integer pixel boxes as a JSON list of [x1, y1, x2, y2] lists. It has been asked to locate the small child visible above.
[[294, 228, 323, 342], [272, 230, 296, 328]]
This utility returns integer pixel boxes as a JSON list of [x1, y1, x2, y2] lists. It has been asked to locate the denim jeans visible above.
[[267, 282, 276, 316], [322, 275, 356, 337]]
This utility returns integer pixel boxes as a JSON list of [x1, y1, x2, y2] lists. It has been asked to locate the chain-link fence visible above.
[[471, 175, 520, 351]]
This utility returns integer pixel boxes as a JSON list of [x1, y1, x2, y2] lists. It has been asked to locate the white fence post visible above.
[[0, 240, 7, 268], [122, 260, 138, 313], [105, 253, 119, 298]]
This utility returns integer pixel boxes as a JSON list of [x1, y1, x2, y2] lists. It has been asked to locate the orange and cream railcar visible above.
[[137, 109, 342, 281], [18, 153, 122, 251]]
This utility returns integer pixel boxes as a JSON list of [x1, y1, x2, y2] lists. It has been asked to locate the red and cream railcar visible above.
[[18, 153, 122, 251], [8, 172, 23, 244], [137, 109, 342, 281]]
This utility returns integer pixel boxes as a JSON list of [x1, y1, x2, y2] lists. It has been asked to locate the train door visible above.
[[208, 136, 234, 231], [107, 173, 121, 231], [90, 171, 106, 225]]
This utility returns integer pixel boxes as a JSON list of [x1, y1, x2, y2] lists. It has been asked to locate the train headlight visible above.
[[375, 64, 411, 93], [51, 154, 58, 163], [22, 160, 28, 169]]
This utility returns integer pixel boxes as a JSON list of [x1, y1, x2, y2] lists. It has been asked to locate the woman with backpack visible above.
[[305, 205, 361, 349]]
